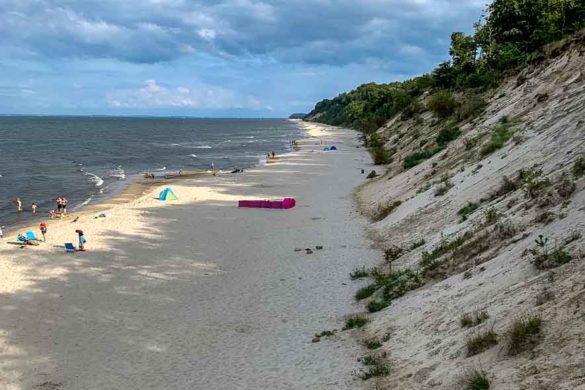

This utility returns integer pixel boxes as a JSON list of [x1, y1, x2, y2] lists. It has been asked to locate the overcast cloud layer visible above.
[[0, 0, 485, 117]]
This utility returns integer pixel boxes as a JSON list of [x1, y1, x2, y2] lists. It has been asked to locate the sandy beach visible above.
[[0, 123, 379, 390]]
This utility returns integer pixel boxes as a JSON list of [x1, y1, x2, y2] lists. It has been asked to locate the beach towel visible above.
[[64, 243, 76, 252], [25, 231, 38, 241], [238, 198, 296, 210]]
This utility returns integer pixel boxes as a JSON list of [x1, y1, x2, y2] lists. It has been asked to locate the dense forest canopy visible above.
[[306, 0, 585, 133]]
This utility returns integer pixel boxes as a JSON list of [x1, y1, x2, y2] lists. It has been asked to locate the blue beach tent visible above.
[[159, 187, 178, 201], [330, 146, 337, 151]]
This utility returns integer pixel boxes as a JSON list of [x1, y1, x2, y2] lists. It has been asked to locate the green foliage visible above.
[[507, 316, 543, 355], [428, 90, 457, 118], [357, 355, 390, 380], [529, 234, 572, 270], [434, 178, 454, 197], [480, 120, 514, 156], [375, 269, 422, 302], [403, 147, 444, 169], [355, 284, 377, 300], [466, 330, 498, 357], [370, 146, 393, 165], [364, 338, 383, 350], [384, 245, 404, 263], [573, 156, 585, 179], [421, 232, 471, 265], [461, 369, 491, 390], [436, 126, 462, 147], [307, 0, 585, 134], [367, 300, 389, 313], [519, 168, 551, 199], [485, 208, 499, 225], [409, 239, 426, 250], [461, 311, 490, 328], [343, 315, 369, 330], [458, 202, 479, 221]]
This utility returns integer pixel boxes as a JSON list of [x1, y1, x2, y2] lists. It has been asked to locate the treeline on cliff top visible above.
[[306, 0, 585, 133]]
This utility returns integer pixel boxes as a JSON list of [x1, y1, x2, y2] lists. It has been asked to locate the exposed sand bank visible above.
[[0, 123, 379, 390]]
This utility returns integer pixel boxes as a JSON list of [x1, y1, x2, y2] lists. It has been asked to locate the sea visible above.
[[0, 116, 304, 229]]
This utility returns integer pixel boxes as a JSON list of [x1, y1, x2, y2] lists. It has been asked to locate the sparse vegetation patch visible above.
[[480, 119, 514, 156], [466, 330, 498, 357], [461, 311, 489, 328], [343, 315, 369, 330], [460, 369, 491, 390], [507, 316, 543, 355], [458, 202, 479, 221]]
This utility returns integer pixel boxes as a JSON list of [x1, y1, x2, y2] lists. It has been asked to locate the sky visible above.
[[0, 0, 485, 118]]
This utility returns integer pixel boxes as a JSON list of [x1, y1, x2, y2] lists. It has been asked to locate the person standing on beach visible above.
[[56, 197, 62, 214], [0, 225, 4, 240], [76, 229, 86, 251], [15, 198, 22, 212], [32, 203, 38, 214], [40, 222, 47, 241], [62, 197, 68, 215], [271, 151, 276, 158]]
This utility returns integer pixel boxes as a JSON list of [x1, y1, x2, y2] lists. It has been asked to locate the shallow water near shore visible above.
[[0, 116, 302, 229]]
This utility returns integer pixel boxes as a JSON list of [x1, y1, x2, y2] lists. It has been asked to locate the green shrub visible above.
[[428, 90, 457, 118], [458, 202, 479, 221], [375, 269, 422, 302], [364, 339, 382, 351], [355, 284, 377, 300], [367, 300, 389, 313], [350, 267, 370, 280], [409, 239, 426, 250], [384, 246, 403, 263], [507, 316, 542, 355], [457, 94, 487, 121], [466, 330, 498, 357], [357, 355, 390, 380], [434, 179, 454, 196], [461, 369, 491, 390], [480, 121, 514, 156], [485, 208, 499, 225], [461, 311, 489, 328], [436, 126, 462, 147], [573, 156, 585, 179], [520, 168, 551, 199], [403, 147, 444, 169], [421, 233, 472, 264], [343, 315, 369, 330], [370, 146, 393, 165]]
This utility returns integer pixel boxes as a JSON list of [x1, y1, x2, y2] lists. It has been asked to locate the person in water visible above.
[[56, 197, 62, 214], [32, 203, 37, 214], [76, 229, 86, 251], [62, 197, 68, 215], [40, 222, 47, 241], [15, 198, 22, 212]]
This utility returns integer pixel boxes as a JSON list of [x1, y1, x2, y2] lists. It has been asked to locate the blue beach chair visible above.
[[25, 231, 38, 241], [64, 243, 76, 252]]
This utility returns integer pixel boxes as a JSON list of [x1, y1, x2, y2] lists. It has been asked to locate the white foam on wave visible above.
[[79, 195, 94, 207], [194, 145, 212, 149], [155, 166, 167, 171], [109, 166, 126, 180], [82, 169, 104, 187], [189, 154, 198, 158]]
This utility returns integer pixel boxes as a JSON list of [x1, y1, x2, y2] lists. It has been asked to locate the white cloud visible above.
[[106, 79, 264, 110]]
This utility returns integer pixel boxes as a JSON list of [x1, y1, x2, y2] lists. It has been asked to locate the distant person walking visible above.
[[31, 203, 38, 214], [76, 229, 86, 251], [40, 222, 47, 241], [15, 198, 22, 212], [271, 151, 276, 158]]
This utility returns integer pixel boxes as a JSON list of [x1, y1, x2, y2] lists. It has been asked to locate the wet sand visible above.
[[0, 123, 379, 390]]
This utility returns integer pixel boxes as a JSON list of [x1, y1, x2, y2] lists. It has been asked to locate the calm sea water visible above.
[[0, 117, 303, 229]]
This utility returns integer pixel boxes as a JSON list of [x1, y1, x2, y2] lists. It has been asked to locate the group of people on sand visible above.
[[267, 151, 276, 159], [9, 222, 87, 251]]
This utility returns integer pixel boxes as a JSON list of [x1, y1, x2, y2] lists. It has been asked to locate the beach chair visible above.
[[64, 243, 76, 252], [25, 231, 38, 241]]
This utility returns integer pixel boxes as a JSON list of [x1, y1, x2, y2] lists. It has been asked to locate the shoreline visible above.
[[0, 121, 379, 389], [1, 120, 303, 240]]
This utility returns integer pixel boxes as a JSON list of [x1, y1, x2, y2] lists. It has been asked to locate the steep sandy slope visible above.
[[353, 36, 585, 389]]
